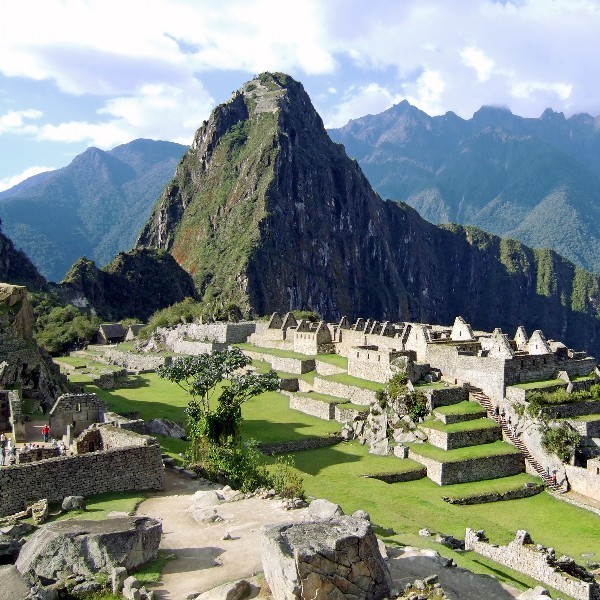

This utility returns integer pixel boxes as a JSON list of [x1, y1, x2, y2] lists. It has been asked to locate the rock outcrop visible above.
[[15, 517, 162, 583], [0, 228, 46, 291], [0, 284, 66, 404], [261, 515, 391, 600], [137, 72, 600, 356]]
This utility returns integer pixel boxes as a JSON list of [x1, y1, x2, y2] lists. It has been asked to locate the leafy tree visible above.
[[540, 422, 581, 463], [376, 372, 428, 422], [157, 347, 279, 449]]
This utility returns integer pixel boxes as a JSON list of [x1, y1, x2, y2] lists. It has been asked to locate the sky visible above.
[[1, 0, 600, 191]]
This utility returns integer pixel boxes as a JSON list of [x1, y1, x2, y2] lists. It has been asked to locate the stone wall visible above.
[[335, 405, 369, 423], [241, 349, 315, 374], [421, 424, 501, 451], [420, 385, 468, 409], [443, 482, 543, 504], [315, 359, 346, 376], [541, 400, 600, 419], [258, 436, 343, 455], [166, 339, 225, 355], [313, 377, 378, 405], [99, 349, 169, 372], [288, 395, 338, 420], [49, 393, 106, 437], [409, 448, 524, 485], [569, 418, 600, 437], [465, 529, 600, 600], [565, 462, 600, 503], [347, 346, 400, 383], [178, 321, 256, 344], [0, 426, 164, 517]]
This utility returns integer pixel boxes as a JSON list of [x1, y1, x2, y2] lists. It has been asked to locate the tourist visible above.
[[41, 424, 50, 443], [500, 408, 506, 421], [0, 432, 5, 466], [552, 473, 557, 485], [494, 406, 499, 417]]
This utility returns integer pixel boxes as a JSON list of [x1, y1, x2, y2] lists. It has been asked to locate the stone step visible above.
[[433, 401, 487, 424], [419, 418, 503, 450]]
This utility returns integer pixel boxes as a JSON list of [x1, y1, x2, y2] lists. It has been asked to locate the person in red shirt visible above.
[[41, 424, 50, 443]]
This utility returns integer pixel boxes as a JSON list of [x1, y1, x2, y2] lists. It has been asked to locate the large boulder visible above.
[[0, 565, 30, 600], [145, 418, 186, 439], [306, 499, 343, 521], [261, 515, 391, 600], [16, 517, 161, 583]]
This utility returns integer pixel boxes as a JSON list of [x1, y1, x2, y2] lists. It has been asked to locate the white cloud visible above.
[[0, 109, 43, 135], [461, 47, 495, 82], [511, 81, 573, 101], [0, 165, 55, 192], [404, 69, 446, 116]]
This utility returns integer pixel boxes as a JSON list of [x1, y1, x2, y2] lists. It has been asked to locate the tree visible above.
[[157, 347, 279, 448]]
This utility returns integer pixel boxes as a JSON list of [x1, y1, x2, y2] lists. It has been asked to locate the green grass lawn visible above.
[[252, 358, 316, 383], [51, 490, 146, 522], [569, 413, 600, 422], [434, 401, 487, 416], [414, 381, 448, 389], [512, 378, 566, 390], [407, 440, 521, 462], [315, 354, 348, 369], [55, 355, 90, 368], [294, 391, 345, 403], [290, 441, 599, 595], [440, 473, 540, 500], [235, 342, 315, 360], [421, 417, 499, 433], [320, 373, 384, 391]]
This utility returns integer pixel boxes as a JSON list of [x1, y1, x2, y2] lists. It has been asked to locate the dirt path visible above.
[[137, 471, 523, 600], [136, 471, 308, 599]]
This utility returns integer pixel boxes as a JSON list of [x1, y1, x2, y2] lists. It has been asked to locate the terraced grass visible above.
[[421, 417, 500, 433], [320, 373, 384, 391], [54, 355, 90, 368], [413, 381, 448, 389], [315, 354, 348, 368], [294, 391, 345, 403], [441, 473, 540, 500], [407, 440, 521, 462], [236, 342, 314, 360], [512, 378, 566, 390], [251, 359, 316, 383], [337, 402, 370, 412], [568, 413, 600, 422], [434, 401, 486, 416]]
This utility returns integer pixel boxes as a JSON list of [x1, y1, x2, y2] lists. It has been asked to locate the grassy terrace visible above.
[[315, 354, 348, 369], [568, 413, 600, 422], [235, 342, 314, 361], [54, 355, 91, 368], [251, 359, 316, 383], [320, 372, 385, 391], [407, 440, 521, 462], [294, 391, 345, 403], [337, 402, 370, 412], [440, 473, 540, 500], [511, 378, 566, 390], [414, 381, 449, 390], [421, 417, 499, 433], [434, 401, 486, 416]]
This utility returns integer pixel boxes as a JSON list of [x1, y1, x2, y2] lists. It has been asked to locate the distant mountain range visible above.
[[328, 102, 600, 273], [0, 139, 187, 282], [137, 72, 600, 356]]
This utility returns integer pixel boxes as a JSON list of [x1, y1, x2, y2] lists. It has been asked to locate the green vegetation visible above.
[[376, 372, 429, 422], [235, 342, 315, 360], [52, 490, 145, 521], [434, 401, 486, 416], [524, 383, 600, 417], [407, 440, 521, 462], [321, 373, 384, 391], [132, 550, 176, 585], [315, 354, 348, 368], [512, 378, 566, 390], [441, 473, 540, 501], [540, 422, 581, 463], [294, 391, 344, 404]]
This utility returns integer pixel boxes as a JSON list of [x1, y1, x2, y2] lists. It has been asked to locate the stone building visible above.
[[96, 323, 127, 344], [48, 393, 106, 437]]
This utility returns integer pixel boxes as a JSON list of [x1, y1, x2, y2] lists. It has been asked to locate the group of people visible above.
[[0, 432, 16, 466]]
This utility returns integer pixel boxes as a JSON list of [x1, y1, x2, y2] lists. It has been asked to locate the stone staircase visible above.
[[467, 385, 565, 492]]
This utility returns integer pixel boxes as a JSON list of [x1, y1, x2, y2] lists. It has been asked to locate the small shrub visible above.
[[540, 423, 581, 463], [270, 455, 305, 499]]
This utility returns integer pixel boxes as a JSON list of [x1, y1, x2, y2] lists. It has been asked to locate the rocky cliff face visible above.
[[0, 228, 46, 291], [60, 248, 197, 321], [137, 73, 600, 355], [0, 284, 66, 404]]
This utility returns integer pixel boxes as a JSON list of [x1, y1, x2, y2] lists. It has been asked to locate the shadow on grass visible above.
[[471, 559, 530, 588], [242, 419, 337, 444], [292, 446, 361, 475]]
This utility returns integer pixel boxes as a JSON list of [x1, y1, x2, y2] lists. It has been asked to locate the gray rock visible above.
[[16, 517, 161, 583], [71, 580, 101, 595], [112, 566, 128, 594], [193, 491, 224, 507], [307, 498, 344, 521], [29, 586, 59, 600], [61, 496, 86, 512], [191, 508, 222, 523], [261, 515, 392, 600], [352, 509, 370, 521], [418, 528, 431, 537], [518, 586, 551, 599], [145, 418, 186, 439], [0, 565, 29, 600], [0, 523, 34, 538], [0, 533, 23, 562], [193, 578, 257, 600]]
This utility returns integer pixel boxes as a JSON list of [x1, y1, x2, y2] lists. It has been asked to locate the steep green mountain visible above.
[[0, 139, 187, 282], [328, 103, 600, 273], [137, 73, 600, 356], [59, 248, 197, 321], [0, 223, 46, 290]]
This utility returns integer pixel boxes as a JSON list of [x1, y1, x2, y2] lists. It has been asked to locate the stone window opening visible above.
[[76, 403, 81, 412]]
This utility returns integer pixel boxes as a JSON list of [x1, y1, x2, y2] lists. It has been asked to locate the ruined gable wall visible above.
[[566, 463, 600, 503], [347, 347, 397, 383], [182, 322, 256, 343], [465, 530, 600, 600]]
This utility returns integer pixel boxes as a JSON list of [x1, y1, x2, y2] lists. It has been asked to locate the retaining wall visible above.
[[242, 350, 315, 375], [465, 529, 600, 600], [335, 405, 369, 423], [565, 464, 600, 503], [421, 424, 502, 450], [408, 448, 524, 485], [315, 359, 347, 376], [569, 418, 600, 437], [313, 377, 377, 405], [0, 428, 164, 517], [288, 395, 339, 420], [167, 339, 226, 355], [100, 349, 169, 371], [541, 400, 600, 419], [434, 409, 487, 425], [258, 436, 343, 455], [420, 385, 468, 409]]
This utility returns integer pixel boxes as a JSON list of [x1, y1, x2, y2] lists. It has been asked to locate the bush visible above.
[[540, 423, 581, 463], [270, 455, 305, 499], [526, 384, 600, 417], [190, 438, 270, 493]]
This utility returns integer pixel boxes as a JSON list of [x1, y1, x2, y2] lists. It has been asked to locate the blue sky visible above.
[[1, 0, 600, 190]]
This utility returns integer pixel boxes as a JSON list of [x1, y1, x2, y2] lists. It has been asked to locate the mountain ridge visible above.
[[0, 139, 187, 282], [328, 101, 600, 273], [137, 72, 600, 356]]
